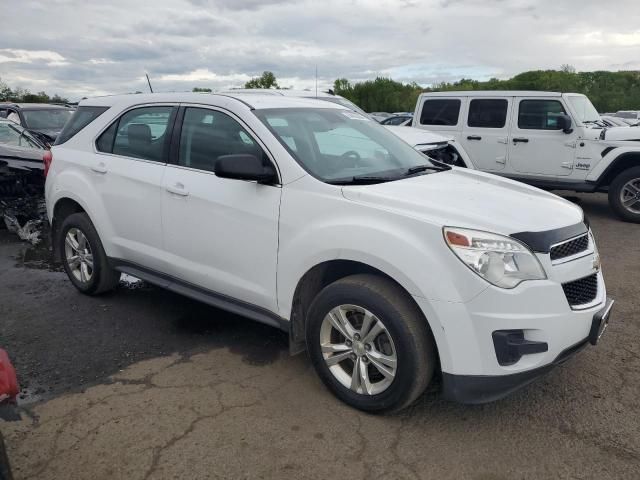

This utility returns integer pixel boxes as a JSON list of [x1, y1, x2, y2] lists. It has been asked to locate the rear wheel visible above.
[[59, 213, 119, 295], [609, 167, 640, 223], [306, 274, 436, 413]]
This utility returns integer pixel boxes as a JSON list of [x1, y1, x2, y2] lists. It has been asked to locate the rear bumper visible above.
[[441, 298, 614, 404]]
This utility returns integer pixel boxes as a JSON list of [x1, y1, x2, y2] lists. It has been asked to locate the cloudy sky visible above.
[[1, 0, 639, 101]]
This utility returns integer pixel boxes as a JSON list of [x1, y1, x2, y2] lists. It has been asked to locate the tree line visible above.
[[3, 68, 639, 113], [0, 78, 70, 104], [334, 69, 640, 113]]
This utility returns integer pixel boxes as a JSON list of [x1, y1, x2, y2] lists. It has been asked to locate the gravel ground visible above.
[[0, 192, 638, 479]]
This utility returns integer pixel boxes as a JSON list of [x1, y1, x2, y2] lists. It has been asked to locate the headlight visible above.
[[443, 227, 547, 289]]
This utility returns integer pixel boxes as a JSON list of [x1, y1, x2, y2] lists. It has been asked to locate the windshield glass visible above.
[[22, 109, 74, 130], [0, 121, 43, 149], [255, 107, 436, 182], [567, 96, 600, 123]]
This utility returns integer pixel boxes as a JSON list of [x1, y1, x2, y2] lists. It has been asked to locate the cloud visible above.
[[0, 0, 638, 101]]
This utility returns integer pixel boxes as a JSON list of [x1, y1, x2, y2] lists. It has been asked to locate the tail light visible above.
[[43, 150, 53, 177]]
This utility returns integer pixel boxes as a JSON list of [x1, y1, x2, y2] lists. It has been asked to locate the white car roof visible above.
[[218, 88, 336, 98], [79, 92, 349, 111], [420, 91, 584, 98]]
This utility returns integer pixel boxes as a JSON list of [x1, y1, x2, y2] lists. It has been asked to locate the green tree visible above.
[[244, 71, 279, 89], [192, 87, 212, 92]]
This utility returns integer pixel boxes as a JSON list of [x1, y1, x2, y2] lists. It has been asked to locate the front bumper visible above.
[[440, 297, 614, 404]]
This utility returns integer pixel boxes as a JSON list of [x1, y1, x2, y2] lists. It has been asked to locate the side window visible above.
[[467, 99, 508, 128], [518, 100, 567, 130], [97, 106, 173, 162], [178, 107, 266, 173], [419, 99, 461, 126]]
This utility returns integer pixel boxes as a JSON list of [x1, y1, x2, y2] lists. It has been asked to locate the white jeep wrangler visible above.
[[412, 91, 640, 222]]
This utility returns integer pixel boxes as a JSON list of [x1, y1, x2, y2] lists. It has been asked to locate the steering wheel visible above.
[[341, 150, 361, 162]]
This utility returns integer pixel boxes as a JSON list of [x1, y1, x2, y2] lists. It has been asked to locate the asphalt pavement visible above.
[[0, 192, 639, 479]]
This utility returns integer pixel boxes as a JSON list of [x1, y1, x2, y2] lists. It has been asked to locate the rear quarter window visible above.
[[55, 106, 110, 145]]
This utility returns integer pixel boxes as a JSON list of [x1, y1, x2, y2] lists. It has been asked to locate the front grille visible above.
[[550, 234, 589, 261], [562, 273, 598, 307]]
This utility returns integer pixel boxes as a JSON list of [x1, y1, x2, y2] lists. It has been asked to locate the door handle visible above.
[[561, 162, 573, 169], [91, 162, 107, 174], [496, 157, 506, 165], [512, 138, 529, 143], [467, 135, 482, 141], [166, 183, 189, 196]]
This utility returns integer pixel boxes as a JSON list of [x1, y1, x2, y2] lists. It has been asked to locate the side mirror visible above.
[[557, 114, 573, 134], [214, 154, 277, 184]]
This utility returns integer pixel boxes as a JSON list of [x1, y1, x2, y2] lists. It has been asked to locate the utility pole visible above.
[[145, 73, 154, 93]]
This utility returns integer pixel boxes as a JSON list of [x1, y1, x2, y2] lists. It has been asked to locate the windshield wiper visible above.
[[405, 163, 450, 175], [327, 175, 399, 185]]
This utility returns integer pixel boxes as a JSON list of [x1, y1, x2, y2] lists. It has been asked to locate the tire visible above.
[[608, 166, 640, 223], [0, 432, 13, 480], [306, 274, 436, 413], [58, 212, 119, 295]]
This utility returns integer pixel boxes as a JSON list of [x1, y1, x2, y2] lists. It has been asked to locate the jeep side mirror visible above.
[[557, 114, 573, 134], [214, 154, 277, 184]]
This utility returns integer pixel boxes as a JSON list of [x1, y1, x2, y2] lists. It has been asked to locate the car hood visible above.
[[602, 126, 640, 141], [384, 125, 453, 146], [341, 168, 583, 235]]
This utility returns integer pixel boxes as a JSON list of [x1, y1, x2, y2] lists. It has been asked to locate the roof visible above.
[[218, 88, 335, 98], [419, 91, 580, 98], [0, 103, 73, 110], [80, 92, 349, 111]]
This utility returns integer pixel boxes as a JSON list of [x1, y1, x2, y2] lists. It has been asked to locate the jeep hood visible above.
[[341, 168, 583, 235], [601, 126, 640, 142]]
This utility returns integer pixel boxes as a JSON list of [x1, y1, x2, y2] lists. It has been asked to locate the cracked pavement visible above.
[[1, 192, 639, 479]]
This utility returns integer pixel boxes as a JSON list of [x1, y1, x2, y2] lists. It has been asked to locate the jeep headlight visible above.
[[443, 227, 547, 289]]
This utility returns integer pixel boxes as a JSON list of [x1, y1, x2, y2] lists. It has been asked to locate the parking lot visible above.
[[0, 191, 639, 479]]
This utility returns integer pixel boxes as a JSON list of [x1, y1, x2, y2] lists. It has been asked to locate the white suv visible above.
[[413, 91, 640, 222], [45, 93, 613, 412]]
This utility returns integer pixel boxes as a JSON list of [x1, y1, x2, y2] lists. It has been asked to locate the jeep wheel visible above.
[[306, 274, 436, 413], [609, 166, 640, 223], [59, 213, 120, 295]]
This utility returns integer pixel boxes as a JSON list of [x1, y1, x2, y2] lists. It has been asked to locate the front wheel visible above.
[[608, 166, 640, 223], [306, 274, 436, 413]]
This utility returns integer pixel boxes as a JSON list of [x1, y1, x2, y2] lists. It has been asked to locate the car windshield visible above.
[[0, 121, 43, 149], [22, 109, 74, 130], [567, 96, 600, 123], [255, 107, 437, 183]]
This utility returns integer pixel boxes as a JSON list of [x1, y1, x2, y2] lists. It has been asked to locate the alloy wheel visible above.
[[620, 178, 640, 214], [319, 304, 397, 395], [64, 228, 94, 283]]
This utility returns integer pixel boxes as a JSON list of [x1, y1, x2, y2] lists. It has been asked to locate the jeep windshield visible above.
[[567, 96, 600, 124], [255, 107, 442, 184]]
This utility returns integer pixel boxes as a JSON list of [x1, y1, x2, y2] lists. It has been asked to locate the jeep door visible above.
[[161, 106, 281, 312], [460, 98, 511, 172], [508, 98, 577, 177]]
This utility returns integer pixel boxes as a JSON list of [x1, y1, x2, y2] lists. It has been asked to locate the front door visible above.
[[161, 106, 281, 311], [508, 98, 577, 177]]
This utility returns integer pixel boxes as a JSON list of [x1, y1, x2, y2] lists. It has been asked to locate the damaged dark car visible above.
[[0, 103, 74, 146], [0, 119, 46, 244]]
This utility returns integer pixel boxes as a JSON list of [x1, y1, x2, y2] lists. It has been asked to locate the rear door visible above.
[[161, 105, 281, 311], [460, 97, 510, 171], [92, 104, 176, 270], [508, 98, 577, 177]]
